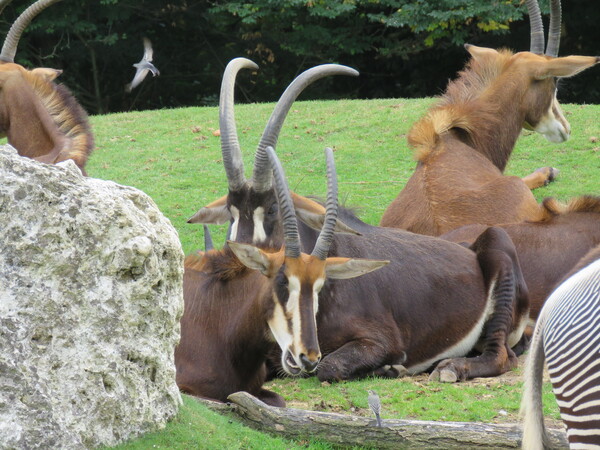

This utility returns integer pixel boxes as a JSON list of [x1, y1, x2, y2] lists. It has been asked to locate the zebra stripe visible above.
[[522, 257, 600, 449]]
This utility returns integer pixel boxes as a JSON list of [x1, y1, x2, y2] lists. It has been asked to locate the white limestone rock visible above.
[[0, 145, 184, 448]]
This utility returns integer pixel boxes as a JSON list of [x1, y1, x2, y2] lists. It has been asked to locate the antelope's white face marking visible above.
[[532, 95, 571, 143], [267, 273, 322, 376], [313, 277, 324, 315], [252, 206, 266, 244], [229, 205, 240, 240]]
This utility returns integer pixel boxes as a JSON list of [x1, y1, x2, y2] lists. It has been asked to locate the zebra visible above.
[[521, 248, 600, 449]]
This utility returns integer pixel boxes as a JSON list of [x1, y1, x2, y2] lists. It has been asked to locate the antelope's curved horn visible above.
[[203, 225, 214, 251], [311, 148, 338, 261], [252, 64, 359, 193], [525, 0, 545, 55], [0, 0, 63, 63], [545, 0, 561, 57], [220, 58, 259, 191], [265, 146, 301, 258], [0, 1, 14, 18]]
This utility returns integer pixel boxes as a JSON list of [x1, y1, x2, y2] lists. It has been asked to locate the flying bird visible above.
[[367, 389, 382, 427], [125, 37, 160, 93]]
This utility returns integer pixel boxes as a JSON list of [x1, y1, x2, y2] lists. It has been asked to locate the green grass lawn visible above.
[[90, 98, 599, 448]]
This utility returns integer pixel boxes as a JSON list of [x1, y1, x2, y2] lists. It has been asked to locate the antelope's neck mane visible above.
[[409, 49, 521, 171], [24, 71, 94, 166]]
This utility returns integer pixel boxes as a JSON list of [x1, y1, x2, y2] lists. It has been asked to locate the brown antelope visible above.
[[228, 146, 530, 385], [379, 0, 599, 235], [0, 0, 94, 174], [441, 196, 600, 322]]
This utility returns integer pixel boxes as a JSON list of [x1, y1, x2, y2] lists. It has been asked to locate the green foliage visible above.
[[6, 0, 599, 115]]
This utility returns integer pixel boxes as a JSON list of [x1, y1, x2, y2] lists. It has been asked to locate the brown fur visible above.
[[381, 47, 599, 235], [0, 63, 93, 173], [176, 247, 285, 407], [441, 195, 600, 319], [26, 70, 94, 168]]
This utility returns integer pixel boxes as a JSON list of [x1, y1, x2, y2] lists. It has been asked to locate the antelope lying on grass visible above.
[[0, 0, 94, 174], [441, 196, 600, 321], [380, 0, 599, 235], [521, 245, 600, 449], [175, 148, 388, 406], [229, 146, 529, 385]]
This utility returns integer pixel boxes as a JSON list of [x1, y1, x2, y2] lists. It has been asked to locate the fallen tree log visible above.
[[196, 392, 568, 449]]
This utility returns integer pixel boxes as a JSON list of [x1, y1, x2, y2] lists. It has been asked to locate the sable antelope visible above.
[[521, 245, 600, 449], [441, 196, 600, 321], [125, 37, 160, 93], [379, 0, 599, 235], [230, 146, 530, 384], [175, 148, 388, 406], [0, 0, 94, 174], [188, 58, 359, 248]]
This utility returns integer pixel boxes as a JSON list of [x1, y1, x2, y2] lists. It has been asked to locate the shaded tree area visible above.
[[4, 0, 598, 115]]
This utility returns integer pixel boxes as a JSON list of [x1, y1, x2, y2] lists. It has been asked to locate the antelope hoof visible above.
[[428, 368, 458, 383], [429, 358, 468, 383], [535, 166, 559, 186]]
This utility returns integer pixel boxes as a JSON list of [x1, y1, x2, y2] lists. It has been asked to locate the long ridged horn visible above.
[[220, 58, 259, 191], [545, 0, 561, 57], [311, 148, 338, 261], [265, 146, 301, 258], [0, 1, 14, 18], [0, 0, 63, 63], [203, 225, 214, 251], [252, 64, 359, 193], [525, 0, 545, 55]]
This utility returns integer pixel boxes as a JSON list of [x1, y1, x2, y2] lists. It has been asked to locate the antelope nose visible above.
[[300, 353, 321, 373]]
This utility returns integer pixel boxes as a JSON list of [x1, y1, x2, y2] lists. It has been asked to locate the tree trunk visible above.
[[195, 392, 568, 449]]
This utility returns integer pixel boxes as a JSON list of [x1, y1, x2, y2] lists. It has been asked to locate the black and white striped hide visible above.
[[522, 249, 600, 449]]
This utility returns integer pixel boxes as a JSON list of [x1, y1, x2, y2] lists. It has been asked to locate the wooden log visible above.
[[195, 392, 568, 449]]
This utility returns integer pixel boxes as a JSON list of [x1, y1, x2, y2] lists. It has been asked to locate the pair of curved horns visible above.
[[266, 146, 338, 260], [526, 0, 561, 57], [219, 58, 358, 193], [0, 0, 63, 63]]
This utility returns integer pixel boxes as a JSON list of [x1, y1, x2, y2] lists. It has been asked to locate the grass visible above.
[[87, 97, 599, 447]]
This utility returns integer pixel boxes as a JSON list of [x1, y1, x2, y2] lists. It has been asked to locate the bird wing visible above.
[[128, 68, 150, 91], [142, 37, 153, 62]]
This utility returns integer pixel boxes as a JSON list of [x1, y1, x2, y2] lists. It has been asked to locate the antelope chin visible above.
[[282, 350, 303, 376]]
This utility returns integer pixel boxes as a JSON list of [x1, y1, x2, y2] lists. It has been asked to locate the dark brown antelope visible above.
[[229, 146, 530, 384], [441, 196, 600, 322], [0, 0, 94, 174], [175, 148, 388, 406], [380, 0, 599, 235], [188, 57, 359, 248]]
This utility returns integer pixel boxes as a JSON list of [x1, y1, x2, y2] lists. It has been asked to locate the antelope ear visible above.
[[325, 257, 389, 280], [464, 44, 499, 61], [31, 67, 62, 81], [188, 195, 231, 224], [291, 192, 361, 235], [228, 241, 277, 276], [534, 55, 600, 80]]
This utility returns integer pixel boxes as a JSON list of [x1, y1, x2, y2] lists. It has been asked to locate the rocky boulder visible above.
[[0, 145, 184, 448]]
